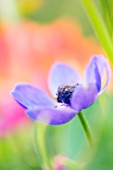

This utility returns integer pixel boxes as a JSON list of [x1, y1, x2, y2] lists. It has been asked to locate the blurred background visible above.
[[0, 0, 113, 170]]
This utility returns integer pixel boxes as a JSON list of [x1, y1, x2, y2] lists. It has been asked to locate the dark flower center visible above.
[[56, 83, 79, 105]]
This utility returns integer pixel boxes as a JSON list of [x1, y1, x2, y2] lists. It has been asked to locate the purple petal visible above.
[[93, 54, 109, 78], [48, 62, 82, 97], [71, 84, 98, 111], [98, 57, 111, 95], [85, 56, 101, 91], [11, 83, 55, 109], [26, 105, 77, 125]]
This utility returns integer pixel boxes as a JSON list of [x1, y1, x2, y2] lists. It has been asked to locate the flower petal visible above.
[[11, 83, 55, 109], [93, 54, 109, 78], [48, 62, 82, 97], [98, 57, 111, 95], [26, 105, 77, 125], [71, 84, 98, 111], [85, 56, 101, 91]]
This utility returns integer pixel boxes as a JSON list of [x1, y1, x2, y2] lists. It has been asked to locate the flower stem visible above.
[[78, 112, 93, 147], [32, 123, 52, 170]]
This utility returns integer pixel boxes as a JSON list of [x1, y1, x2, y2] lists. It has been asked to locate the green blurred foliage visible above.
[[0, 0, 113, 169], [1, 93, 113, 170], [84, 95, 113, 170], [0, 126, 41, 170]]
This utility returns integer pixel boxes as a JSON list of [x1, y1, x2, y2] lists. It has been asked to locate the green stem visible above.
[[32, 123, 52, 170], [32, 123, 41, 161], [78, 112, 93, 147]]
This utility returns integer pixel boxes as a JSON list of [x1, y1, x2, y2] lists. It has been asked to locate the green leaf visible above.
[[81, 0, 113, 63]]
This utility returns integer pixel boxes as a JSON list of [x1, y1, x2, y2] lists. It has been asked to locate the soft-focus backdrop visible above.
[[0, 0, 113, 170]]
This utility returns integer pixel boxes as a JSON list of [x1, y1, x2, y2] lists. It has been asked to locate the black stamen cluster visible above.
[[57, 84, 79, 105]]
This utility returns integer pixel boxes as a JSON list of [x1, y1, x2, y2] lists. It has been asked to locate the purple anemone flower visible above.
[[11, 55, 111, 125]]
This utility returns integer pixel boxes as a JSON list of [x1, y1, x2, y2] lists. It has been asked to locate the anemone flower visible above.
[[11, 55, 111, 125]]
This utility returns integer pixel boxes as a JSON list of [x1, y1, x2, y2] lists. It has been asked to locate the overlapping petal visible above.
[[71, 84, 98, 111], [26, 105, 76, 125], [85, 56, 101, 91], [93, 54, 108, 78], [48, 62, 82, 97], [85, 55, 111, 94], [11, 83, 55, 109], [98, 58, 111, 95]]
